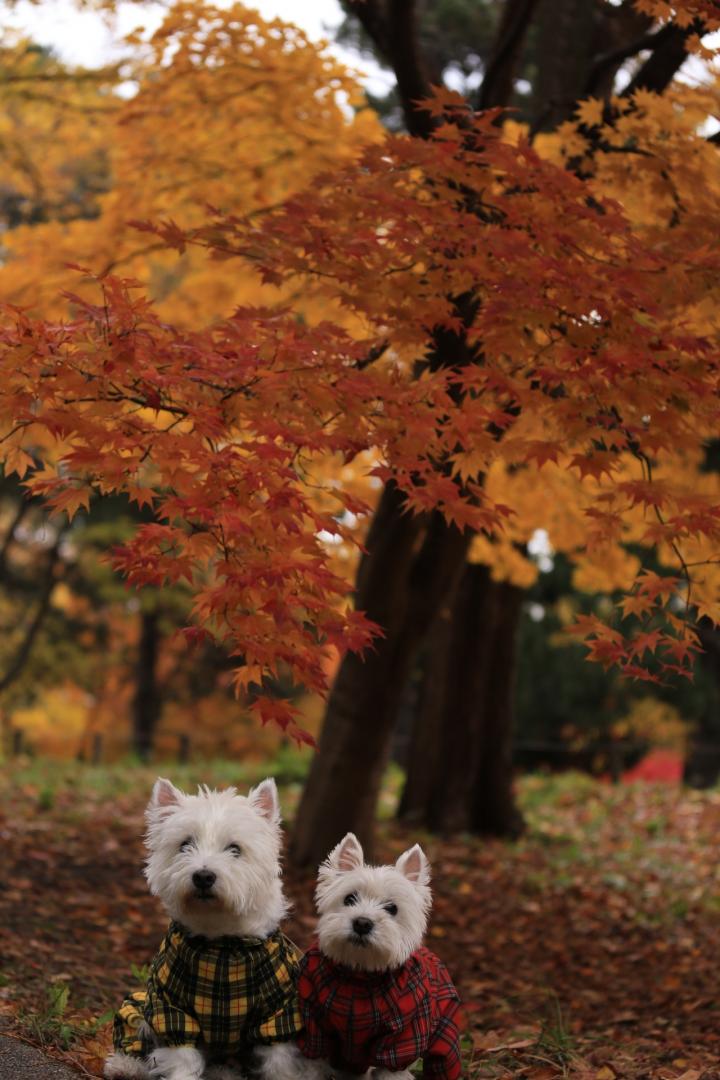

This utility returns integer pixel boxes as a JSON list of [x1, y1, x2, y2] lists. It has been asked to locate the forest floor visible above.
[[0, 759, 718, 1079]]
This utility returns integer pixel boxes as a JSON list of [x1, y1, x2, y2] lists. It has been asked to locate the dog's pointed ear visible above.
[[327, 832, 365, 873], [248, 778, 281, 825], [150, 777, 183, 810], [396, 843, 431, 886]]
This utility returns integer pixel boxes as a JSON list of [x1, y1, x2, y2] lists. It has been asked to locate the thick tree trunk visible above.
[[399, 565, 524, 837], [399, 563, 494, 830], [291, 0, 669, 866], [531, 0, 600, 132], [471, 580, 525, 836], [289, 483, 471, 866], [132, 609, 162, 762], [396, 594, 457, 827], [683, 619, 720, 788]]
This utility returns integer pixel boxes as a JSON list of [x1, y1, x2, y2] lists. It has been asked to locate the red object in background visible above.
[[623, 749, 683, 784]]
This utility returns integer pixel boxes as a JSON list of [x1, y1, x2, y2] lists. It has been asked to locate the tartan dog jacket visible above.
[[296, 944, 463, 1078], [113, 921, 303, 1063]]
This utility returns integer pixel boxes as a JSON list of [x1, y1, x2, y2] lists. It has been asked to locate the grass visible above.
[[0, 746, 311, 796], [0, 749, 410, 825], [21, 983, 114, 1051]]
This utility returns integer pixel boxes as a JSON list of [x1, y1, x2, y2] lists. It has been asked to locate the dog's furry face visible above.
[[315, 833, 431, 972], [144, 777, 287, 939]]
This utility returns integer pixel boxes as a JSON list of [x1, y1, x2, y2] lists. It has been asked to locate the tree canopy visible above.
[[1, 0, 720, 744]]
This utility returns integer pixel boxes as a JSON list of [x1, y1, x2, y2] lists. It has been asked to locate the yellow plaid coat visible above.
[[113, 922, 303, 1062]]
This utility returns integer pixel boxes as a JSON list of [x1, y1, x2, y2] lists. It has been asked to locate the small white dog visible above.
[[105, 777, 309, 1080], [295, 833, 463, 1080]]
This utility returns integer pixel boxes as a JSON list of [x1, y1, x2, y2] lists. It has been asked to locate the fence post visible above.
[[92, 733, 103, 765]]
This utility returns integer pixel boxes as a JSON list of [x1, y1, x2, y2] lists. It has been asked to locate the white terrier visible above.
[[295, 833, 463, 1080], [105, 777, 309, 1080]]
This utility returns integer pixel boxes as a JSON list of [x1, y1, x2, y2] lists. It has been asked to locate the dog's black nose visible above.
[[192, 869, 216, 892], [352, 916, 374, 937]]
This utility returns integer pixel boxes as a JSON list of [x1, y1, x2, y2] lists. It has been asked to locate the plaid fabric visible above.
[[113, 921, 303, 1060], [297, 944, 463, 1078]]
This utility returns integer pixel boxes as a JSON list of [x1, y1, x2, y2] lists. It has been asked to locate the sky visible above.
[[6, 0, 394, 94]]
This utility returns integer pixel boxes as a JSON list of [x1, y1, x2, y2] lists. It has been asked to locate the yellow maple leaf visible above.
[[576, 97, 605, 128]]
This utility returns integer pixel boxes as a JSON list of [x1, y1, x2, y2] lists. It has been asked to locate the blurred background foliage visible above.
[[1, 0, 719, 799]]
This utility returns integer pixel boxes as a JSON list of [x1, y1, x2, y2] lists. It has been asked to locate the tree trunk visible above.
[[531, 0, 600, 132], [399, 564, 524, 837], [683, 619, 720, 788], [132, 609, 162, 761], [290, 0, 666, 866], [289, 483, 471, 866], [471, 580, 525, 836], [396, 592, 457, 827]]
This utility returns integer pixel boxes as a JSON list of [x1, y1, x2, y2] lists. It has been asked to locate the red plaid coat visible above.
[[296, 944, 463, 1078]]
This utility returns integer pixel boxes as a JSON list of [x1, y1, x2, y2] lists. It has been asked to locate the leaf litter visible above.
[[0, 767, 718, 1078]]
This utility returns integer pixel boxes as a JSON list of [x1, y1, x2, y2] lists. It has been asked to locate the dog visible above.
[[295, 833, 463, 1080], [105, 777, 309, 1080]]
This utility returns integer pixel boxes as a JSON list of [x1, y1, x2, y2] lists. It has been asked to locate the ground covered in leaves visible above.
[[0, 760, 718, 1079]]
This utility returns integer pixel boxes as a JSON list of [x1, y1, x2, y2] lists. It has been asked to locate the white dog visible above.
[[105, 777, 309, 1080], [295, 833, 463, 1080]]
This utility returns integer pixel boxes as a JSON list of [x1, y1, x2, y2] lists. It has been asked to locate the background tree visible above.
[[0, 37, 114, 230], [0, 4, 381, 759]]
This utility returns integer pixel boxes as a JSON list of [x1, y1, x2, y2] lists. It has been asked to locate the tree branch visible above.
[[344, 0, 433, 137], [477, 0, 541, 111], [385, 0, 433, 137], [584, 28, 673, 97], [622, 19, 703, 98], [342, 1, 390, 56], [357, 339, 390, 370]]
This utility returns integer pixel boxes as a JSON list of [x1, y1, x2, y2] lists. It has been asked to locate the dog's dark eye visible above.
[[226, 843, 242, 858], [343, 892, 358, 907], [384, 902, 398, 917], [179, 837, 194, 852]]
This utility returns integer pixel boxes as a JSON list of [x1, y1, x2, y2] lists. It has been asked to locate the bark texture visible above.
[[399, 565, 524, 837], [290, 483, 471, 864], [683, 619, 720, 788], [132, 609, 162, 761]]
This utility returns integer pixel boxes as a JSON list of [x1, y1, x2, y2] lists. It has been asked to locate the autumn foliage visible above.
[[1, 0, 720, 739]]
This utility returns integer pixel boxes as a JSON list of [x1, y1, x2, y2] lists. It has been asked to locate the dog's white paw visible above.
[[104, 1052, 151, 1079], [146, 1046, 205, 1080], [256, 1043, 325, 1080]]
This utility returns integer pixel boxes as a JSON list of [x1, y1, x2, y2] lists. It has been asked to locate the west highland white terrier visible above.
[[104, 777, 309, 1080], [295, 833, 463, 1080]]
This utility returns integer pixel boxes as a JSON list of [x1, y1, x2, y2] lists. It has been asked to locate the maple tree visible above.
[[0, 3, 382, 753], [275, 0, 720, 860], [2, 0, 720, 857]]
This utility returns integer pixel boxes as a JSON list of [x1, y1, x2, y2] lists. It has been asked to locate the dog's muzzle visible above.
[[349, 916, 374, 945], [192, 868, 217, 899]]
